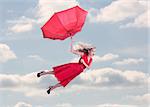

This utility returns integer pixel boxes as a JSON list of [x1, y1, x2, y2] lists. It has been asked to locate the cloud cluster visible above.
[[133, 93, 150, 104], [97, 104, 137, 107], [0, 67, 149, 97], [93, 53, 119, 62], [13, 102, 139, 107], [122, 10, 149, 28], [88, 0, 149, 28], [8, 16, 35, 33], [56, 103, 138, 107], [14, 102, 32, 107], [0, 72, 56, 97], [78, 68, 148, 88], [114, 58, 144, 65], [0, 43, 16, 63], [56, 103, 72, 107], [37, 0, 79, 23]]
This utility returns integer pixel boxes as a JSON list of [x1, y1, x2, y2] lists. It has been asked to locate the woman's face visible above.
[[89, 49, 95, 57]]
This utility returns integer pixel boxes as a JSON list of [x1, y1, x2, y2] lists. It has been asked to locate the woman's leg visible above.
[[47, 83, 62, 94], [37, 70, 54, 77], [40, 70, 54, 76], [50, 83, 62, 91]]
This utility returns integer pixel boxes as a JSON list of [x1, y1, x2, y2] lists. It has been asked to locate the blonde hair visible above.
[[73, 42, 96, 54]]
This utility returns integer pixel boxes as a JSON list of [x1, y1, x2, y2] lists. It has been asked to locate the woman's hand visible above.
[[86, 66, 90, 70]]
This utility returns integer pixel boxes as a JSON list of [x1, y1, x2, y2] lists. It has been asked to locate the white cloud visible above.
[[122, 10, 149, 28], [55, 103, 138, 107], [97, 104, 137, 107], [89, 0, 145, 22], [93, 53, 119, 62], [88, 0, 149, 28], [14, 102, 32, 107], [13, 102, 139, 107], [27, 55, 45, 62], [0, 68, 148, 97], [123, 70, 148, 83], [114, 58, 144, 65], [0, 72, 56, 97], [134, 93, 150, 104], [0, 43, 16, 63], [78, 68, 148, 88], [9, 23, 32, 33], [8, 16, 35, 33], [0, 72, 38, 88], [56, 103, 72, 107], [37, 0, 79, 24], [128, 93, 150, 105]]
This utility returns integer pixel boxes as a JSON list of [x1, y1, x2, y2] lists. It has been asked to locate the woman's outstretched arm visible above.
[[80, 59, 90, 69], [70, 37, 84, 56]]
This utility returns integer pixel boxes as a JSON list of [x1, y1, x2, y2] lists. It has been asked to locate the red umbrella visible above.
[[41, 6, 88, 40]]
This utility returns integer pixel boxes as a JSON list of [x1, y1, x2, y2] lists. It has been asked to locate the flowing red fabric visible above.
[[52, 53, 92, 87], [41, 6, 88, 40]]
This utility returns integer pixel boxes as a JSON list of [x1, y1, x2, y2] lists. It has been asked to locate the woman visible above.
[[37, 40, 95, 94]]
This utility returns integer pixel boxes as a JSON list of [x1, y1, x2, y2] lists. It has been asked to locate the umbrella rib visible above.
[[74, 7, 78, 32], [43, 28, 64, 40]]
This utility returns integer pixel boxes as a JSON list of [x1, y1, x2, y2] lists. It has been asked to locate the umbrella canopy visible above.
[[41, 6, 88, 40]]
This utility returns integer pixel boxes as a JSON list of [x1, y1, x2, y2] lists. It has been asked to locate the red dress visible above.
[[53, 53, 92, 87]]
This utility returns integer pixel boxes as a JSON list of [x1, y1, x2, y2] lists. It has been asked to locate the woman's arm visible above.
[[80, 59, 90, 69], [70, 37, 84, 56]]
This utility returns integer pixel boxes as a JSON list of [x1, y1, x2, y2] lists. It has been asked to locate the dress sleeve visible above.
[[82, 53, 93, 66], [88, 58, 92, 66], [81, 53, 86, 60], [82, 53, 88, 65]]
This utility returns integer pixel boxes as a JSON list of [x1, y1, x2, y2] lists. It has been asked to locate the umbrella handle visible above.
[[70, 37, 73, 45], [70, 36, 74, 53], [70, 36, 74, 43]]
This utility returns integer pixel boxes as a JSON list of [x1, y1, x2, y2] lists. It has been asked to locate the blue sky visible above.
[[0, 0, 149, 107]]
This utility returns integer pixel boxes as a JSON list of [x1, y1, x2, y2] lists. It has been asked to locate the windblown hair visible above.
[[78, 48, 93, 55], [73, 42, 96, 55]]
